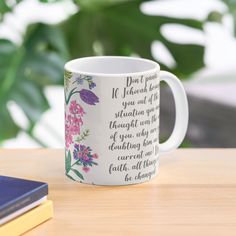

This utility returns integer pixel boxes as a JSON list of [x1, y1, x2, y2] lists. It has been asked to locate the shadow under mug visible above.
[[64, 56, 188, 185]]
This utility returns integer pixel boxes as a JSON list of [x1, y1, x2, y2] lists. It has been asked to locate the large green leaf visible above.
[[0, 1, 11, 17], [62, 0, 204, 78], [0, 0, 22, 20], [0, 24, 68, 142], [75, 0, 132, 10], [0, 103, 19, 141], [0, 0, 207, 145]]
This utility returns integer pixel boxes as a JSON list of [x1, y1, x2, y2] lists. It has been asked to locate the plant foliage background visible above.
[[0, 0, 230, 146]]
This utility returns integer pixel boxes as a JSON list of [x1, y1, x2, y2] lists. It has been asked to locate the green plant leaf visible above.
[[0, 0, 207, 145], [0, 1, 22, 18], [62, 0, 204, 78], [0, 104, 19, 141], [65, 150, 72, 173], [71, 168, 84, 180], [0, 2, 10, 12], [75, 0, 131, 10], [0, 24, 68, 143]]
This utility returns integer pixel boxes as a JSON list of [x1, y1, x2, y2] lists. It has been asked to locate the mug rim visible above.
[[64, 56, 160, 77]]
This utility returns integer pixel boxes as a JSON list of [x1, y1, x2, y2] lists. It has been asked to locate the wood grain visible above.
[[0, 149, 236, 236]]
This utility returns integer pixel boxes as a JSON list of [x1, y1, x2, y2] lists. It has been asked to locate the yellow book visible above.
[[0, 200, 53, 236]]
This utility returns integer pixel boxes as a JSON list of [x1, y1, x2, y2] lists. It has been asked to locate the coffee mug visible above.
[[64, 56, 188, 185]]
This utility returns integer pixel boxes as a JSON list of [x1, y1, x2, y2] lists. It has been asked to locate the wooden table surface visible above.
[[1, 149, 236, 236]]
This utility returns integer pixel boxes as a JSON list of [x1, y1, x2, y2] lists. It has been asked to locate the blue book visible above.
[[0, 176, 48, 221]]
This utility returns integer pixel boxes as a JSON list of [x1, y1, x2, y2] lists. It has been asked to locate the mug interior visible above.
[[65, 56, 159, 76]]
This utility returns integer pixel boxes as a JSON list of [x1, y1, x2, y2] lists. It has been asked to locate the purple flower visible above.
[[75, 77, 83, 85], [89, 81, 96, 90], [79, 89, 99, 105], [73, 144, 98, 167]]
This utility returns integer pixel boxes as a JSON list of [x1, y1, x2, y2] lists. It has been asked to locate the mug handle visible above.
[[159, 71, 189, 154]]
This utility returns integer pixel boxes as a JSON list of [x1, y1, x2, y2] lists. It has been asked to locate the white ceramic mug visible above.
[[64, 56, 188, 185]]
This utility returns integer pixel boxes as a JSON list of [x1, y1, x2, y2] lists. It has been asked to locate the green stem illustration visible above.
[[65, 89, 80, 105], [76, 129, 89, 143]]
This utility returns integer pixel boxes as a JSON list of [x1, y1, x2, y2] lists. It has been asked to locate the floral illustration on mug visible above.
[[64, 73, 99, 181], [73, 144, 98, 172], [64, 70, 73, 91]]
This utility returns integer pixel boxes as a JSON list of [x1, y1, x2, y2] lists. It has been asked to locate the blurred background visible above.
[[0, 0, 235, 148]]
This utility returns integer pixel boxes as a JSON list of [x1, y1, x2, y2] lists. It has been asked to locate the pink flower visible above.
[[77, 151, 83, 158], [78, 106, 85, 116], [65, 136, 72, 148], [65, 124, 73, 148], [83, 148, 89, 155], [69, 122, 81, 135], [69, 100, 85, 116], [65, 111, 83, 148], [82, 155, 90, 161], [72, 116, 83, 126], [93, 153, 98, 159], [82, 166, 90, 173]]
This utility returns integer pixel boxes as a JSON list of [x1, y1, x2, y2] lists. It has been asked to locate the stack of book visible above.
[[0, 175, 53, 235]]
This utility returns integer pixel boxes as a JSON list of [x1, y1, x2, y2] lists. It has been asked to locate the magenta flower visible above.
[[65, 101, 85, 148], [65, 124, 73, 148], [82, 167, 90, 173], [65, 113, 72, 147], [73, 144, 98, 171], [93, 153, 98, 159], [79, 89, 99, 105], [71, 116, 83, 127], [69, 100, 85, 116], [66, 115, 82, 135], [69, 123, 81, 135]]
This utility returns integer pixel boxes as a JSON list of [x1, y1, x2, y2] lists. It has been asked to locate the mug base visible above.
[[65, 170, 159, 186]]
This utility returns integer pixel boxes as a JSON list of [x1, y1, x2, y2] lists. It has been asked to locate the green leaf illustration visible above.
[[65, 150, 71, 174], [71, 168, 84, 180], [66, 173, 76, 181], [64, 70, 73, 91], [65, 87, 79, 105], [76, 129, 90, 143]]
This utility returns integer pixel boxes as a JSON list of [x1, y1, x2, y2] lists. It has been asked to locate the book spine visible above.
[[0, 184, 48, 219], [0, 200, 53, 236]]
